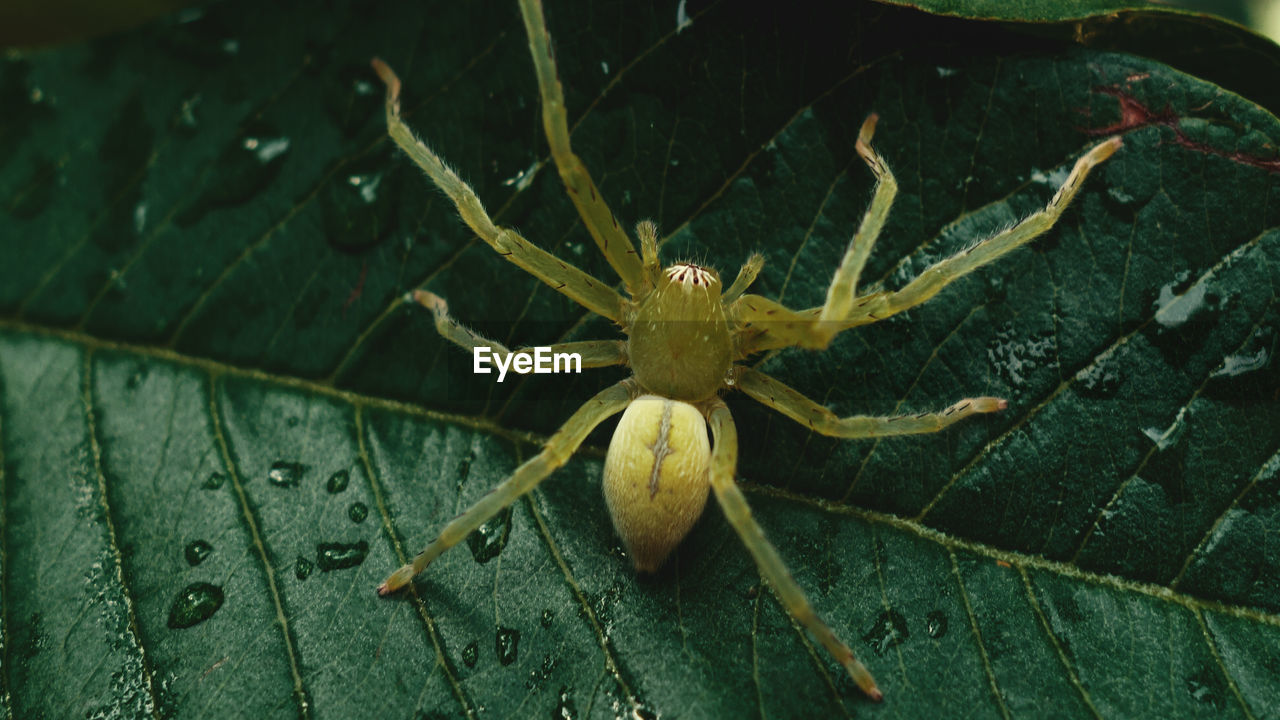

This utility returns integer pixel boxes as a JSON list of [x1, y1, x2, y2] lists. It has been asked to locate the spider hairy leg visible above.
[[377, 380, 638, 595], [813, 113, 898, 344], [412, 290, 628, 369], [704, 400, 883, 701], [871, 136, 1123, 320], [736, 367, 1006, 438], [371, 58, 625, 323], [517, 0, 646, 295], [722, 253, 765, 305], [731, 135, 1122, 355]]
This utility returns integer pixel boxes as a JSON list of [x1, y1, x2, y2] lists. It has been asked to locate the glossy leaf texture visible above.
[[1, 0, 1279, 718]]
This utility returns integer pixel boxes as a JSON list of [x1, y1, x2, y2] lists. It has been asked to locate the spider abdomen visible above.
[[603, 395, 711, 572]]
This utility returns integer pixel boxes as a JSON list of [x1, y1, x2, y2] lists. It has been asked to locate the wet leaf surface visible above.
[[2, 0, 1279, 717]]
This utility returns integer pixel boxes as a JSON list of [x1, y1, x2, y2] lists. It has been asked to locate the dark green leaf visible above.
[[2, 1, 1278, 718]]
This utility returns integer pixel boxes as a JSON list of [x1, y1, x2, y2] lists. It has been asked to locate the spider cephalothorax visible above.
[[629, 260, 732, 402], [372, 0, 1120, 702]]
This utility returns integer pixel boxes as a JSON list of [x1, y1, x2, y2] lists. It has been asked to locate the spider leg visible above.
[[372, 58, 625, 323], [722, 253, 765, 305], [704, 399, 883, 701], [378, 379, 638, 595], [414, 290, 628, 369], [518, 0, 647, 296], [732, 136, 1121, 356], [857, 136, 1121, 323], [814, 114, 896, 340], [736, 366, 1005, 438]]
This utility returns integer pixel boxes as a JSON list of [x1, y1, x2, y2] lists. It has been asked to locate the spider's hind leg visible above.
[[372, 58, 625, 323], [703, 399, 883, 701], [378, 379, 637, 594]]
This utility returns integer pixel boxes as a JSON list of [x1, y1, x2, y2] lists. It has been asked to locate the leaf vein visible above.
[[206, 373, 312, 719], [353, 405, 475, 719], [80, 350, 164, 720]]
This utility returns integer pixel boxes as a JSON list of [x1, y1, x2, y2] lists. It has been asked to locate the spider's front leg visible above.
[[518, 0, 647, 295], [733, 119, 1121, 356], [703, 399, 883, 701], [378, 380, 638, 594], [372, 58, 626, 323]]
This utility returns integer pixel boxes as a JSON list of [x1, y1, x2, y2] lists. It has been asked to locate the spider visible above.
[[372, 0, 1120, 702]]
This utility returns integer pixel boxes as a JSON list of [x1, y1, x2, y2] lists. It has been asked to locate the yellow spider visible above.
[[372, 0, 1120, 701]]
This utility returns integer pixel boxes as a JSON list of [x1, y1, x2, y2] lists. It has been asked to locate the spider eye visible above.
[[663, 263, 718, 290]]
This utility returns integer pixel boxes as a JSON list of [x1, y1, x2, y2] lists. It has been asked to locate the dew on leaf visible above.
[[987, 323, 1057, 391], [525, 653, 558, 689], [268, 461, 305, 488], [462, 640, 479, 668], [322, 155, 396, 253], [348, 501, 368, 523], [540, 609, 554, 628], [925, 610, 949, 639], [496, 626, 520, 666], [184, 540, 212, 566], [175, 123, 290, 227], [1154, 270, 1216, 329], [295, 555, 314, 581], [326, 469, 350, 493], [1075, 352, 1124, 399], [203, 472, 227, 490], [168, 582, 224, 629], [317, 541, 368, 571], [862, 609, 909, 656], [553, 686, 576, 720], [466, 507, 512, 564]]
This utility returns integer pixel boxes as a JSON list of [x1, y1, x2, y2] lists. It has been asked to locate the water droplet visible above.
[[540, 609, 554, 628], [202, 472, 227, 490], [467, 507, 512, 564], [525, 653, 558, 689], [1142, 406, 1187, 451], [1185, 670, 1222, 708], [167, 582, 224, 629], [861, 609, 909, 656], [501, 159, 543, 192], [316, 541, 369, 571], [184, 540, 212, 566], [1107, 185, 1136, 205], [462, 640, 479, 668], [322, 152, 398, 253], [268, 461, 305, 488], [1075, 355, 1123, 399], [495, 626, 520, 666], [926, 610, 949, 639], [987, 324, 1057, 391], [175, 122, 291, 227], [295, 556, 314, 581], [1154, 268, 1224, 329], [326, 469, 350, 493], [553, 686, 576, 720], [348, 502, 368, 524], [321, 63, 384, 138]]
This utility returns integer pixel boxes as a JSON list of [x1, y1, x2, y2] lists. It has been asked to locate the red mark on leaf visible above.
[[343, 261, 368, 317], [1087, 86, 1280, 174]]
